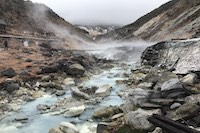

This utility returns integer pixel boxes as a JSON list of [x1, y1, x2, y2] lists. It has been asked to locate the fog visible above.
[[30, 0, 170, 26]]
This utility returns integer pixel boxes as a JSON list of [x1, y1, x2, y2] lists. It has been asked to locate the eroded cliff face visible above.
[[98, 0, 200, 42], [141, 38, 200, 74]]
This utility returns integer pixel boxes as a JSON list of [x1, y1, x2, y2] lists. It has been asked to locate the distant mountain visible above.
[[97, 0, 200, 42], [76, 25, 119, 38], [0, 0, 90, 41]]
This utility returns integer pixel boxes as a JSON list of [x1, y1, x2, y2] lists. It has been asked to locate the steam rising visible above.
[[86, 40, 153, 63], [28, 3, 71, 36]]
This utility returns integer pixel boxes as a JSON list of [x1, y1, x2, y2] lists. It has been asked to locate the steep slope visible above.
[[98, 0, 200, 42], [0, 0, 90, 41]]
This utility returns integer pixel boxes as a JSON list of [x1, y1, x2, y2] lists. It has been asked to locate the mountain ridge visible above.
[[97, 0, 200, 42]]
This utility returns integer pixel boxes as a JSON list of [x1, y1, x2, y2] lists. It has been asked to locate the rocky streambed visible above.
[[0, 42, 146, 133], [1, 39, 200, 133]]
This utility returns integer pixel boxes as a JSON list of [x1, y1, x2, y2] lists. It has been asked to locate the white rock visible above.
[[49, 128, 63, 133], [64, 105, 85, 117], [60, 122, 79, 133], [170, 103, 181, 110], [95, 84, 112, 97], [71, 87, 90, 100], [77, 122, 97, 133], [152, 127, 163, 133], [63, 78, 75, 86], [111, 113, 124, 120], [181, 73, 198, 84]]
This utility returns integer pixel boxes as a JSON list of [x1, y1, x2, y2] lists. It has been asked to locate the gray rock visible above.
[[40, 65, 58, 74], [67, 64, 85, 76], [128, 88, 157, 106], [71, 87, 90, 100], [49, 128, 63, 133], [181, 73, 198, 84], [59, 122, 79, 133], [161, 78, 183, 92], [1, 67, 16, 78], [167, 103, 199, 120], [125, 108, 161, 130], [170, 103, 181, 110], [95, 84, 112, 97], [63, 105, 85, 117], [121, 100, 137, 113], [93, 106, 115, 119], [5, 83, 20, 93]]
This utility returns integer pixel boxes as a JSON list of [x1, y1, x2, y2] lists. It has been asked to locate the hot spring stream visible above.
[[0, 42, 151, 133]]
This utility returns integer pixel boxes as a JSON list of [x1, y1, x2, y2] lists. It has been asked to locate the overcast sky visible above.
[[30, 0, 170, 26]]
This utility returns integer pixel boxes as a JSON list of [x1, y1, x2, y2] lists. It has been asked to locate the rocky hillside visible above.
[[0, 0, 89, 40], [97, 0, 200, 42], [141, 38, 200, 74]]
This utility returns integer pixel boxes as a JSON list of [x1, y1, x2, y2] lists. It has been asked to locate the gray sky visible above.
[[30, 0, 170, 26]]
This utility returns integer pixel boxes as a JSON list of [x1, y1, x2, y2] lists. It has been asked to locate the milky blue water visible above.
[[0, 66, 130, 133]]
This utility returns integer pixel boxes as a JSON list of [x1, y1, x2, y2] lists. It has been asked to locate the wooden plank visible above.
[[148, 117, 187, 133], [152, 114, 200, 133], [148, 114, 200, 133]]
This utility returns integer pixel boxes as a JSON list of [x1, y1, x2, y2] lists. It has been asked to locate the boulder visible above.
[[59, 122, 79, 133], [71, 87, 90, 100], [167, 103, 199, 120], [181, 73, 198, 84], [95, 84, 112, 97], [4, 83, 20, 93], [64, 105, 85, 117], [125, 108, 161, 130], [161, 78, 184, 97], [49, 128, 63, 133], [121, 100, 137, 113], [161, 78, 183, 92], [40, 65, 58, 74], [93, 106, 115, 119], [1, 68, 16, 78], [67, 64, 85, 76], [127, 88, 157, 106]]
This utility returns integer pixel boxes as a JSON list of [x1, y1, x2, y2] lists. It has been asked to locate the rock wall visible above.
[[141, 39, 200, 74]]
